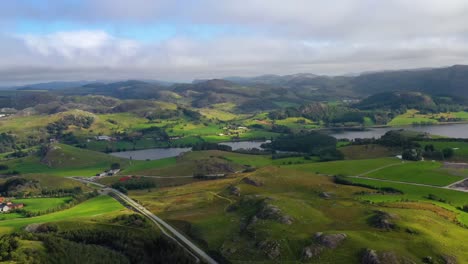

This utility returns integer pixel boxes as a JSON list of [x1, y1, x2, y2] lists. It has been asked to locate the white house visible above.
[[0, 204, 10, 212], [96, 135, 112, 141]]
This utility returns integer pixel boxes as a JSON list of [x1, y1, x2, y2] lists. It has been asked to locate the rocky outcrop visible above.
[[302, 245, 324, 259], [319, 192, 332, 199], [370, 211, 397, 230], [257, 202, 294, 225], [242, 177, 263, 187], [442, 255, 457, 264], [315, 232, 347, 249], [257, 240, 281, 259], [361, 249, 415, 264], [362, 249, 380, 264], [302, 232, 347, 260], [228, 185, 241, 196]]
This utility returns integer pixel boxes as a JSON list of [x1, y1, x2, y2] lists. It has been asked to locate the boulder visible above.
[[315, 232, 347, 249], [257, 202, 294, 225], [257, 240, 281, 259], [422, 256, 433, 263], [302, 245, 324, 260], [442, 255, 457, 264], [229, 185, 241, 196], [362, 249, 380, 264], [370, 211, 397, 230], [319, 192, 332, 199], [242, 177, 263, 187]]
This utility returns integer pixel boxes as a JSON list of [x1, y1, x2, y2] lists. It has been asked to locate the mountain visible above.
[[15, 81, 95, 90], [351, 65, 468, 98], [354, 91, 436, 110], [58, 80, 167, 99], [224, 65, 468, 99]]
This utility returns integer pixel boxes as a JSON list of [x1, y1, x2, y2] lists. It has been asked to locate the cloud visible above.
[[1, 1, 468, 84], [18, 30, 139, 64]]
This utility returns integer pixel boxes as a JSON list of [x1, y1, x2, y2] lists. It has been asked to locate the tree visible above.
[[402, 148, 422, 161], [442, 148, 454, 159], [110, 163, 121, 170]]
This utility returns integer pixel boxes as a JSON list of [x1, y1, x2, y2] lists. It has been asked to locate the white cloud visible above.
[[2, 1, 468, 84], [18, 30, 139, 63]]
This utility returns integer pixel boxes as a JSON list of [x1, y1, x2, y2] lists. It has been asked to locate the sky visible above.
[[1, 0, 468, 85]]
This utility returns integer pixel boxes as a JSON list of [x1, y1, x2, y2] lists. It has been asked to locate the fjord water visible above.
[[329, 123, 468, 140]]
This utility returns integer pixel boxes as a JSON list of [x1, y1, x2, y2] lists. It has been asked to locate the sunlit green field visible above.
[[12, 197, 72, 213], [0, 195, 127, 234], [364, 161, 464, 186], [129, 166, 468, 263]]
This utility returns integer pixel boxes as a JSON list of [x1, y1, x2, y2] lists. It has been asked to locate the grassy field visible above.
[[418, 140, 468, 161], [0, 195, 127, 234], [12, 197, 72, 213], [122, 150, 317, 176], [348, 177, 468, 225], [388, 109, 468, 126], [0, 144, 128, 177], [289, 157, 400, 176], [364, 161, 464, 186], [339, 144, 396, 160], [388, 110, 438, 126], [128, 166, 468, 263]]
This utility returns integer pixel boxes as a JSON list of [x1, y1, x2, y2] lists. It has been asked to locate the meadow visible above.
[[364, 161, 464, 186], [388, 109, 468, 126], [0, 195, 127, 234], [0, 144, 128, 177], [128, 166, 468, 263], [418, 140, 468, 161], [12, 197, 72, 213]]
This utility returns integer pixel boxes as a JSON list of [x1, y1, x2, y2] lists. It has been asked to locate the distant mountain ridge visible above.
[[6, 65, 468, 103]]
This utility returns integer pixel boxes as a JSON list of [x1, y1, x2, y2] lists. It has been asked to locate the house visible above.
[[0, 204, 9, 212], [0, 197, 4, 203], [9, 203, 24, 210], [96, 135, 113, 141]]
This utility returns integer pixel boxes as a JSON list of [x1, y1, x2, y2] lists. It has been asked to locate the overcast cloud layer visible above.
[[1, 0, 468, 85]]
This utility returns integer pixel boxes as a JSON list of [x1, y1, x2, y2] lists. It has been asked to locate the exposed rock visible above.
[[319, 192, 332, 199], [279, 215, 294, 225], [302, 245, 324, 260], [24, 223, 41, 233], [242, 177, 263, 187], [380, 252, 400, 264], [257, 202, 294, 225], [228, 185, 241, 196], [362, 249, 380, 264], [442, 255, 457, 264], [257, 240, 281, 259], [422, 256, 433, 263], [315, 232, 347, 249], [370, 211, 397, 230]]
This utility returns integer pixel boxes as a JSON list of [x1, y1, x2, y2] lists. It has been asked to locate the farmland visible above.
[[0, 195, 127, 234]]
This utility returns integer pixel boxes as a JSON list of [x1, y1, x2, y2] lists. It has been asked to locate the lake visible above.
[[109, 140, 271, 160], [219, 140, 270, 150], [329, 123, 468, 140], [109, 147, 191, 160]]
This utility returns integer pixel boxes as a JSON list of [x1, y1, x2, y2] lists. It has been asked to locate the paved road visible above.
[[69, 177, 218, 264]]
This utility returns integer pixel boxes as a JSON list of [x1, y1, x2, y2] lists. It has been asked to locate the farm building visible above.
[[95, 135, 113, 141], [0, 202, 24, 212]]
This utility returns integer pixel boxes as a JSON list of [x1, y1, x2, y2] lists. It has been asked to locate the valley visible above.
[[0, 67, 468, 263]]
